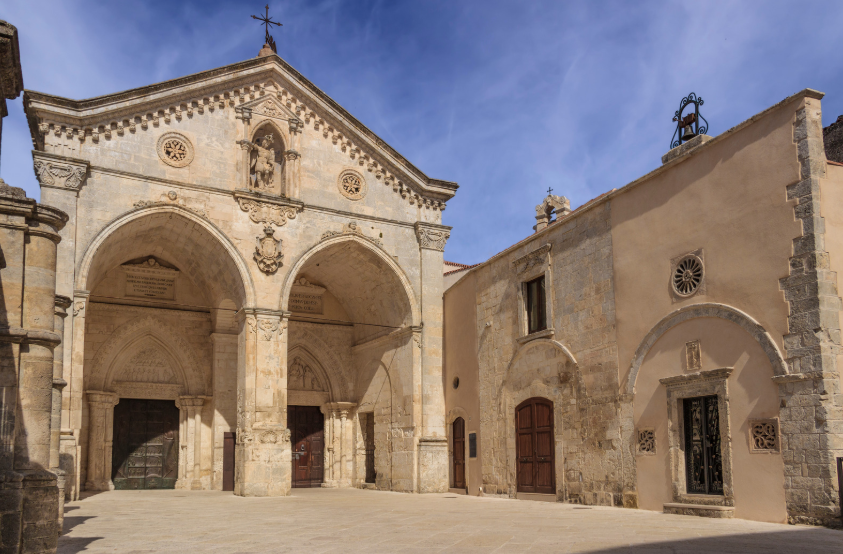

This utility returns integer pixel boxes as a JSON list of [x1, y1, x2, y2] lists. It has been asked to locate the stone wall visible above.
[[823, 114, 843, 163]]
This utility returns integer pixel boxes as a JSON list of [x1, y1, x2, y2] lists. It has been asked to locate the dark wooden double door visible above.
[[683, 395, 723, 495], [288, 405, 324, 488], [112, 399, 179, 490], [452, 417, 466, 489], [516, 398, 555, 494]]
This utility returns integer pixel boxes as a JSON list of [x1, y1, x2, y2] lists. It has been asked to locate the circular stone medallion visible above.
[[157, 132, 194, 168], [337, 169, 367, 200], [672, 254, 704, 297]]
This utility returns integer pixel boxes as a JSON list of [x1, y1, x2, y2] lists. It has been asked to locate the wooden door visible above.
[[222, 432, 235, 492], [683, 395, 723, 495], [452, 417, 466, 489], [112, 399, 179, 490], [287, 405, 324, 488], [515, 397, 555, 494]]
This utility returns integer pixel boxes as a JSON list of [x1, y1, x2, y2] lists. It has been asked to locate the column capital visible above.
[[414, 222, 451, 252], [32, 151, 90, 192], [176, 395, 207, 408], [85, 390, 118, 406]]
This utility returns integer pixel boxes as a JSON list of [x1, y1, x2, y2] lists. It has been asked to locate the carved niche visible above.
[[288, 357, 325, 392], [243, 123, 285, 195]]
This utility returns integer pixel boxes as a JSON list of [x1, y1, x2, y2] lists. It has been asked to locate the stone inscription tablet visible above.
[[123, 258, 178, 301], [289, 291, 323, 314]]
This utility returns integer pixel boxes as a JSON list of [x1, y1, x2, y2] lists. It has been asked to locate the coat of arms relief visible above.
[[254, 225, 284, 274]]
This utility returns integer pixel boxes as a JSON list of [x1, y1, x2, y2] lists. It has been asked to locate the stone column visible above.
[[414, 222, 450, 493], [84, 391, 118, 491], [51, 295, 70, 531], [284, 150, 301, 198], [68, 290, 88, 491], [177, 396, 206, 490], [234, 310, 291, 497], [320, 404, 336, 488]]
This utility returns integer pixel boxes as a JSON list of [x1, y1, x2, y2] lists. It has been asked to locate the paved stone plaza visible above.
[[58, 489, 842, 553]]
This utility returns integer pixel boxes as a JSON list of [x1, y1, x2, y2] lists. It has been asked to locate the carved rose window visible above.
[[338, 169, 367, 200], [637, 428, 655, 455], [672, 254, 704, 297], [156, 132, 194, 167], [749, 419, 780, 452]]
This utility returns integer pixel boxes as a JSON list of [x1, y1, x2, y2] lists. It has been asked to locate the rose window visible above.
[[337, 170, 367, 200], [672, 255, 703, 297], [156, 132, 194, 167], [163, 139, 187, 163]]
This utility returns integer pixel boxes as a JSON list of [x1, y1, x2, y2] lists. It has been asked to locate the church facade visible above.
[[22, 43, 457, 510], [443, 90, 843, 526]]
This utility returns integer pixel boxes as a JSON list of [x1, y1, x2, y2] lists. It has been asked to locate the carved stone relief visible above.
[[513, 244, 551, 274], [288, 357, 325, 391], [636, 428, 655, 456], [235, 195, 301, 227], [118, 347, 176, 384], [320, 221, 383, 247], [254, 226, 284, 274], [685, 340, 701, 372], [33, 158, 87, 190], [415, 223, 450, 252]]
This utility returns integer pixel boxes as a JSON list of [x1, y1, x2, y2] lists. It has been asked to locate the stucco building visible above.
[[444, 89, 843, 526]]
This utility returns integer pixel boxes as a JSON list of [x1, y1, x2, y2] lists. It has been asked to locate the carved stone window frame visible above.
[[748, 418, 781, 454], [659, 367, 734, 507], [513, 244, 554, 343]]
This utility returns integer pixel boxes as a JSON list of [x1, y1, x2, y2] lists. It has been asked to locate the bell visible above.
[[681, 124, 697, 141]]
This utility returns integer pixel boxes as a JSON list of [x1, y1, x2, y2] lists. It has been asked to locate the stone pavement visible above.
[[59, 488, 843, 553]]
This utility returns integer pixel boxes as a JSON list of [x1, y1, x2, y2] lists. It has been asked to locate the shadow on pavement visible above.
[[586, 528, 842, 554], [56, 537, 102, 554]]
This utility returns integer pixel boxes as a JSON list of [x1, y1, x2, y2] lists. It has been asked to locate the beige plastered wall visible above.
[[612, 96, 803, 521], [443, 271, 481, 495], [634, 318, 786, 522]]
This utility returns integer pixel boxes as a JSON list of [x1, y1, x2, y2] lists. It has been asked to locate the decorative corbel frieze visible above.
[[512, 243, 552, 274], [233, 189, 303, 227], [414, 222, 451, 252], [32, 152, 90, 192]]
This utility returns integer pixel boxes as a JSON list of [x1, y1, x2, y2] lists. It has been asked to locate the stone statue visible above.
[[244, 134, 276, 191]]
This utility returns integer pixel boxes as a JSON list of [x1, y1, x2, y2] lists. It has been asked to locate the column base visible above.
[[234, 427, 291, 497], [20, 469, 60, 553], [321, 481, 338, 488], [417, 437, 448, 493], [83, 479, 114, 492], [0, 471, 24, 554]]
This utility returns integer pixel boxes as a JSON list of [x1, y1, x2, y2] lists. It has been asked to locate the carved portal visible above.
[[254, 226, 284, 274]]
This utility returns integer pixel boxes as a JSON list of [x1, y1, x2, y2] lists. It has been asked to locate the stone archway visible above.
[[495, 339, 578, 500], [69, 206, 252, 495]]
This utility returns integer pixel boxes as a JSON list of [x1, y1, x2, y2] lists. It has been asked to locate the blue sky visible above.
[[3, 1, 843, 264]]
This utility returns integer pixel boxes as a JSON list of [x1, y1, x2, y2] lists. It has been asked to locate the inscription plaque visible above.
[[122, 258, 178, 301], [289, 277, 326, 315]]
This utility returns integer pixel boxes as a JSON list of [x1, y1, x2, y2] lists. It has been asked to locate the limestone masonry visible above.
[[1, 16, 843, 554]]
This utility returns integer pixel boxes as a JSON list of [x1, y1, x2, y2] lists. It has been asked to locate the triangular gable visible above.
[[24, 55, 457, 208]]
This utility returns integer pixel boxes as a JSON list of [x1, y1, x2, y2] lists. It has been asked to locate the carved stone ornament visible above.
[[33, 158, 87, 190], [254, 226, 284, 274], [415, 223, 450, 252], [133, 190, 207, 217], [235, 192, 302, 227], [321, 221, 383, 247], [156, 132, 194, 168], [749, 419, 780, 453], [337, 169, 367, 200], [637, 428, 656, 455], [512, 243, 551, 274], [258, 319, 279, 341], [288, 357, 325, 391]]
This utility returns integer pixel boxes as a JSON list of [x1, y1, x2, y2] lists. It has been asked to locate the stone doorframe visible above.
[[446, 407, 470, 490], [320, 402, 357, 488], [659, 367, 735, 512]]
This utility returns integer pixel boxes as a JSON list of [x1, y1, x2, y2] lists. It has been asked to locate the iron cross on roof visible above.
[[251, 4, 282, 53], [547, 187, 553, 195]]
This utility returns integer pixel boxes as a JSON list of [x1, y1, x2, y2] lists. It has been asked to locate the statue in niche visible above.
[[243, 132, 283, 193]]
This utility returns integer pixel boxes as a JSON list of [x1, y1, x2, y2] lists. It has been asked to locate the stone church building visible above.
[[1, 16, 843, 554]]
